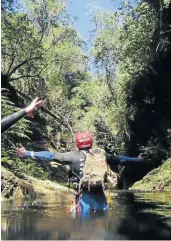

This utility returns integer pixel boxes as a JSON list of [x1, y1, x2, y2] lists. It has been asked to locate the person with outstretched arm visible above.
[[1, 97, 43, 134], [17, 131, 145, 216]]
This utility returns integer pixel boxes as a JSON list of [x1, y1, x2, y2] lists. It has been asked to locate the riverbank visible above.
[[1, 163, 119, 202], [1, 166, 74, 202], [130, 158, 171, 191]]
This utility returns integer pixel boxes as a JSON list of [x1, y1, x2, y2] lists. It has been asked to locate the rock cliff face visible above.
[[130, 159, 171, 191]]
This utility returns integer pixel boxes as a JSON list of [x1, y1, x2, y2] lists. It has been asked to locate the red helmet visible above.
[[75, 131, 93, 149]]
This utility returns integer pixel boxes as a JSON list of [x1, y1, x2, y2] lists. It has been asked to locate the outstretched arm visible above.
[[1, 109, 26, 134], [1, 97, 43, 134], [106, 153, 142, 166], [17, 146, 75, 164]]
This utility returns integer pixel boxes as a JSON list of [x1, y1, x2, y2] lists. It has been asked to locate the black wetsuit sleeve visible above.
[[1, 109, 26, 134], [24, 150, 83, 166], [106, 153, 120, 165], [54, 151, 80, 164], [106, 153, 141, 166]]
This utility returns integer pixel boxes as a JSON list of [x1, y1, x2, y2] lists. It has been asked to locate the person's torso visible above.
[[70, 149, 106, 174], [69, 149, 107, 189], [69, 149, 86, 177]]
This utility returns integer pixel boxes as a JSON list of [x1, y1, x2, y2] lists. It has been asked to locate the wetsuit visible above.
[[24, 149, 141, 215], [1, 109, 26, 134], [25, 149, 141, 174]]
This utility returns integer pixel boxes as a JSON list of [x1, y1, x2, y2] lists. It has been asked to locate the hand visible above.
[[25, 97, 43, 118], [138, 153, 150, 164], [17, 145, 26, 157], [138, 153, 144, 160]]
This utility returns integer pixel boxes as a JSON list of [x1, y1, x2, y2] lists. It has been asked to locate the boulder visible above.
[[130, 159, 171, 191]]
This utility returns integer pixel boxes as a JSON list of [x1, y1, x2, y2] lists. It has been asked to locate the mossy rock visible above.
[[1, 166, 36, 199], [1, 166, 74, 201], [130, 159, 171, 191]]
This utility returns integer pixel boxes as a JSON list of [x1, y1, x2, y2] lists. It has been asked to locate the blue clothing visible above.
[[25, 151, 54, 161], [119, 155, 141, 165], [75, 191, 108, 217]]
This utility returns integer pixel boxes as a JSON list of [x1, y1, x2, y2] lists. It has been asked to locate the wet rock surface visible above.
[[1, 166, 74, 201], [130, 159, 171, 191]]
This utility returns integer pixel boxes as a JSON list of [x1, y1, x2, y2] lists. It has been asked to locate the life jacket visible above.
[[78, 149, 108, 192]]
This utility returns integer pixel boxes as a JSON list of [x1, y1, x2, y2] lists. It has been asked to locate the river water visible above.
[[1, 190, 171, 240]]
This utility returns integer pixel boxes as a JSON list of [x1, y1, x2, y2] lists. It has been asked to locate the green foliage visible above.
[[1, 0, 171, 187], [89, 2, 157, 150], [92, 2, 157, 86], [1, 0, 88, 181], [1, 0, 87, 150], [1, 156, 49, 180], [1, 12, 44, 79], [70, 79, 112, 132], [163, 0, 170, 8]]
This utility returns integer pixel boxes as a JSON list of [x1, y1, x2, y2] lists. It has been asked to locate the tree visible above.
[[89, 2, 157, 152]]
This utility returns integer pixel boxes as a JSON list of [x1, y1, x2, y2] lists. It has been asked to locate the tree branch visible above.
[[15, 89, 69, 129], [10, 74, 40, 81], [1, 51, 14, 57], [8, 57, 41, 79], [7, 56, 16, 75], [9, 58, 58, 82]]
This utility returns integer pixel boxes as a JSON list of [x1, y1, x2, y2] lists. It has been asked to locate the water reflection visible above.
[[115, 191, 171, 240], [1, 191, 171, 240]]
